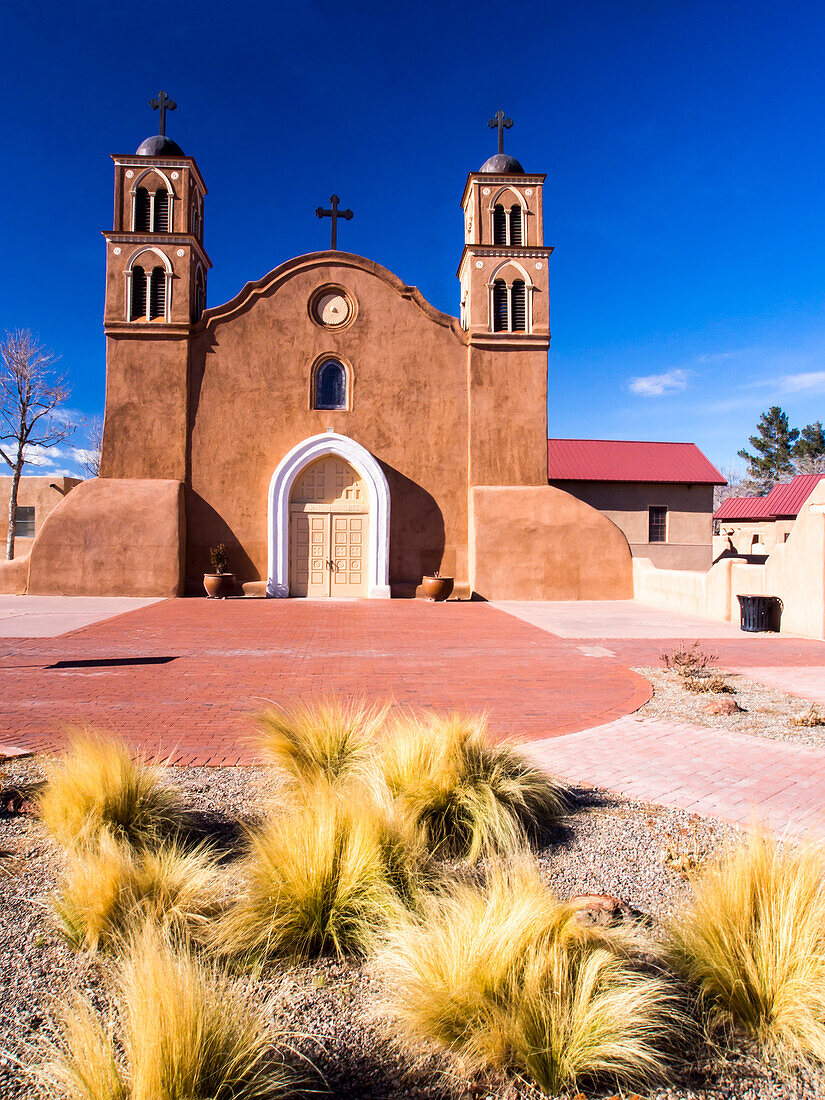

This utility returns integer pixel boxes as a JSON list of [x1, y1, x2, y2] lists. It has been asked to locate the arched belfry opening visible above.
[[267, 432, 391, 599]]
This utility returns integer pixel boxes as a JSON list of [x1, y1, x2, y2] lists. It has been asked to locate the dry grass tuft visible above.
[[669, 829, 825, 1068], [215, 781, 416, 964], [38, 731, 188, 851], [376, 859, 680, 1094], [53, 833, 219, 951], [37, 994, 126, 1100], [790, 704, 825, 728], [121, 925, 295, 1100], [254, 698, 386, 790], [682, 675, 735, 695], [375, 712, 567, 861]]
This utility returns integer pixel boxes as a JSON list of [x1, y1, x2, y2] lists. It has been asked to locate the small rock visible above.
[[703, 698, 743, 715], [568, 893, 633, 926]]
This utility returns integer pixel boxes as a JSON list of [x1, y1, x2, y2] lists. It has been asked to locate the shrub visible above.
[[668, 830, 825, 1067], [375, 712, 567, 861], [37, 994, 126, 1100], [254, 698, 385, 790], [38, 731, 188, 851], [790, 704, 825, 728], [53, 833, 219, 951], [659, 641, 718, 677], [376, 859, 680, 1094], [214, 782, 415, 965], [682, 675, 734, 695], [121, 925, 295, 1100]]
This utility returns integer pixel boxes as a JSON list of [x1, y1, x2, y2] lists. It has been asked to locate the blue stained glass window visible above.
[[315, 360, 347, 409]]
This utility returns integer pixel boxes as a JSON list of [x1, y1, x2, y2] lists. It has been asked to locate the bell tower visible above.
[[101, 92, 210, 481], [460, 113, 554, 489]]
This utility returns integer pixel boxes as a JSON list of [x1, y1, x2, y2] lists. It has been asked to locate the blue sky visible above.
[[1, 0, 823, 477]]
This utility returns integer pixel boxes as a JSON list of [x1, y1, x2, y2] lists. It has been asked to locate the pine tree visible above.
[[793, 420, 825, 473], [737, 406, 799, 493]]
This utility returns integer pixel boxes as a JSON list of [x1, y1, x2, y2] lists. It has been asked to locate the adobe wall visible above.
[[634, 482, 825, 640], [551, 480, 714, 570], [184, 254, 481, 594], [716, 517, 794, 555], [470, 485, 634, 601], [0, 476, 81, 557], [24, 478, 185, 597]]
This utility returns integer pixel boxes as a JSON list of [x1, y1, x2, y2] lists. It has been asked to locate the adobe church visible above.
[[3, 100, 721, 601]]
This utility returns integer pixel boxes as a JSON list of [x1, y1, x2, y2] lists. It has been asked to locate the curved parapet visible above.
[[470, 485, 633, 600], [24, 478, 185, 597]]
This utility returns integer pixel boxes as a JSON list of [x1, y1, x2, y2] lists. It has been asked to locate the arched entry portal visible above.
[[289, 456, 368, 597], [267, 431, 391, 598]]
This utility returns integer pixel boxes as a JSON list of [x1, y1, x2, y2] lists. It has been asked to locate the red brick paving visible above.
[[0, 599, 651, 765]]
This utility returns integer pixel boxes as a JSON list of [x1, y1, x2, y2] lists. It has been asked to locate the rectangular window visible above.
[[648, 506, 667, 543], [14, 506, 35, 538]]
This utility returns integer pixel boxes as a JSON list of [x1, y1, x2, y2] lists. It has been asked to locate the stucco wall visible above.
[[0, 476, 81, 557], [716, 517, 794, 555], [470, 485, 634, 601], [24, 478, 185, 597], [550, 479, 714, 570], [634, 481, 825, 640]]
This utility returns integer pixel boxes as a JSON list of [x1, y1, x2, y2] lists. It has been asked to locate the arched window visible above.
[[314, 360, 347, 410], [134, 188, 151, 232], [149, 266, 166, 320], [152, 188, 170, 232], [509, 204, 523, 245], [493, 204, 507, 245], [194, 269, 206, 321], [190, 198, 201, 239], [492, 280, 508, 332], [511, 280, 526, 331], [130, 265, 147, 320]]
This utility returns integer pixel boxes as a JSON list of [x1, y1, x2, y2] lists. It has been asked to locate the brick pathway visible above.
[[525, 715, 825, 838], [0, 599, 650, 765]]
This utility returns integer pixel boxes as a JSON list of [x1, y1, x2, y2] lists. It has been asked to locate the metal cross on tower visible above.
[[315, 194, 354, 250], [150, 90, 177, 136], [488, 109, 514, 154]]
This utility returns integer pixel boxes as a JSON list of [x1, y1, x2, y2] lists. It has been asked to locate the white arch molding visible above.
[[267, 431, 391, 599]]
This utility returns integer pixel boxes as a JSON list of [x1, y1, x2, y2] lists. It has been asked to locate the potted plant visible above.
[[203, 544, 237, 599], [421, 570, 454, 602]]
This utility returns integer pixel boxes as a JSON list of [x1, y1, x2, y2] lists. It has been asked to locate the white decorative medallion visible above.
[[482, 187, 491, 195], [171, 171, 179, 180], [113, 246, 122, 256], [315, 291, 351, 327], [535, 262, 543, 270], [475, 260, 483, 268], [176, 248, 185, 257], [525, 188, 533, 196], [125, 170, 134, 179]]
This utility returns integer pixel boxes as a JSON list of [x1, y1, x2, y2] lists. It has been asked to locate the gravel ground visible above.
[[1, 755, 824, 1100], [636, 666, 825, 747]]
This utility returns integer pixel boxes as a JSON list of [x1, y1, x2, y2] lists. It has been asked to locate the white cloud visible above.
[[628, 368, 690, 397], [777, 371, 825, 394]]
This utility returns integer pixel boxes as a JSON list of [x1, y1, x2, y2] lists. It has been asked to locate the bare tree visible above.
[[0, 330, 74, 559], [78, 415, 103, 479], [713, 464, 749, 511]]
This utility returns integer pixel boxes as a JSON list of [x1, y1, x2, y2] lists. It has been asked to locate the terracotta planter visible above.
[[203, 572, 237, 599], [422, 575, 454, 602]]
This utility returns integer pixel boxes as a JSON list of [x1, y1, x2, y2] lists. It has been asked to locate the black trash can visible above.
[[737, 594, 783, 632]]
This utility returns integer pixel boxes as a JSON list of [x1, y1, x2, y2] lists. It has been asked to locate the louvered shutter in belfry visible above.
[[511, 281, 526, 331], [149, 267, 166, 320], [130, 266, 147, 320], [493, 205, 507, 245], [492, 280, 508, 331], [509, 205, 522, 245], [134, 189, 151, 232], [153, 189, 170, 232]]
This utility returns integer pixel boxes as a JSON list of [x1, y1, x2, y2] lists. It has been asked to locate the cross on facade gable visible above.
[[315, 194, 353, 250], [488, 109, 514, 155], [150, 90, 177, 136]]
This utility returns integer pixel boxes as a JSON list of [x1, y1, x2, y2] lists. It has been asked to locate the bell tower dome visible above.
[[458, 111, 552, 340]]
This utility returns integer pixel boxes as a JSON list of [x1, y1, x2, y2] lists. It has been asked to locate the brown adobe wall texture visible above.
[[25, 478, 185, 597], [470, 486, 634, 601], [0, 555, 29, 595], [0, 475, 81, 558]]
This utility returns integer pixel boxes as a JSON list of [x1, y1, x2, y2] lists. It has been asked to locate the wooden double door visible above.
[[288, 457, 368, 598]]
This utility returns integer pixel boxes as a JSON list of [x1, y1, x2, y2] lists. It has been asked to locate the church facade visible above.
[[1, 114, 635, 601]]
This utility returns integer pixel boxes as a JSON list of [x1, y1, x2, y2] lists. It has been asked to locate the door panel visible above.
[[330, 513, 367, 597], [289, 513, 330, 597]]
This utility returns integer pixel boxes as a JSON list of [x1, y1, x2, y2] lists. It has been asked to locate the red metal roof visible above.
[[762, 473, 825, 516], [713, 474, 825, 522], [547, 439, 726, 484], [713, 495, 775, 521]]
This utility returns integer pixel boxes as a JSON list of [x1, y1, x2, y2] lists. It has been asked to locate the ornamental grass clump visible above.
[[376, 859, 680, 1094], [215, 781, 419, 965], [53, 832, 219, 952], [254, 698, 386, 791], [668, 829, 825, 1068], [38, 926, 297, 1100], [38, 731, 188, 851], [376, 712, 568, 861]]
